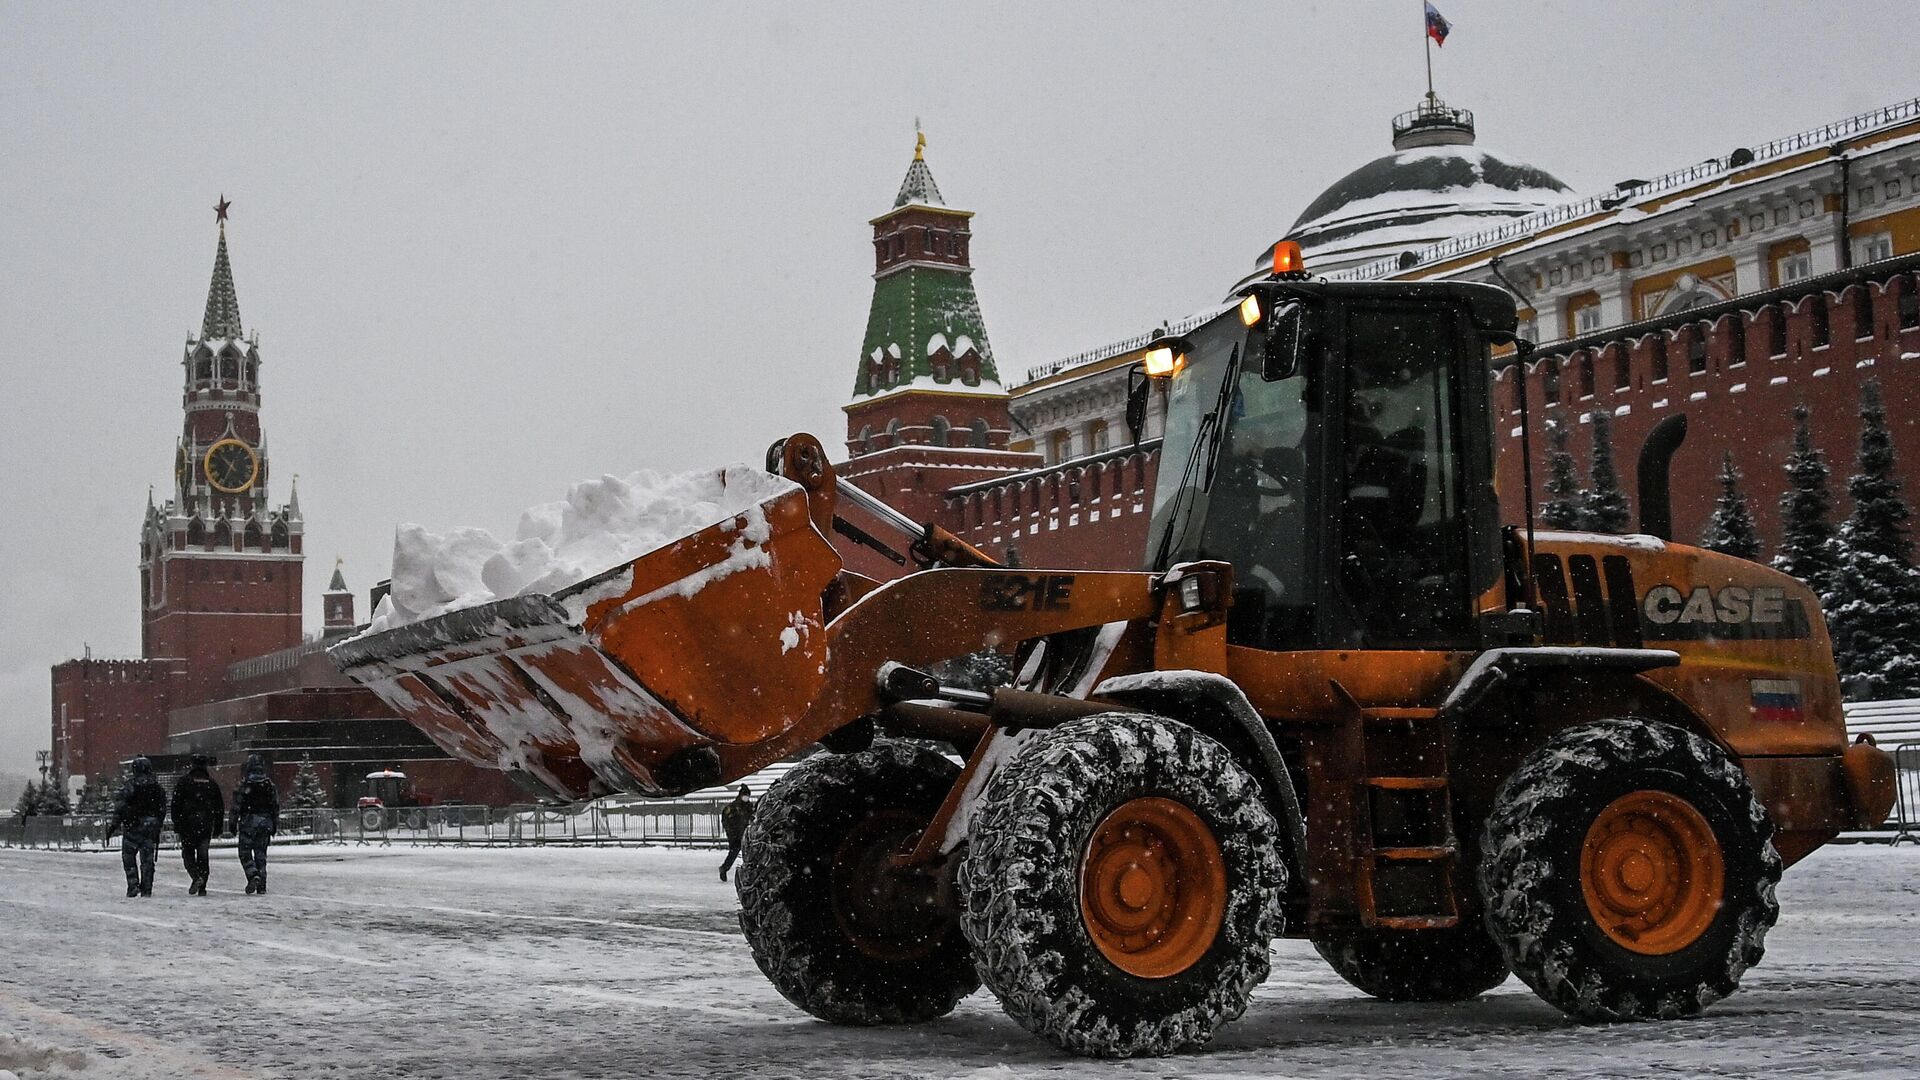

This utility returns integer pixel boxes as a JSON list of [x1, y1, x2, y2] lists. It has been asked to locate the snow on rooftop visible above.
[[1327, 95, 1920, 282], [857, 372, 1007, 402], [364, 464, 797, 633]]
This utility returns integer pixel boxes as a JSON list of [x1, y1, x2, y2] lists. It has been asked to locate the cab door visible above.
[[1323, 302, 1480, 649]]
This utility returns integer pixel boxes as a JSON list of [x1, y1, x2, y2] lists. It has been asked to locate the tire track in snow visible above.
[[243, 939, 388, 967], [87, 909, 182, 929], [538, 983, 796, 1022]]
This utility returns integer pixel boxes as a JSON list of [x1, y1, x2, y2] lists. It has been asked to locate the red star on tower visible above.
[[214, 195, 232, 224]]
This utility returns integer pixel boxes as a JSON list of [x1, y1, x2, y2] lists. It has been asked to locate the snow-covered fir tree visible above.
[[1580, 410, 1631, 534], [931, 649, 1015, 692], [1539, 418, 1583, 529], [1826, 380, 1920, 699], [288, 755, 330, 812], [13, 781, 40, 820], [37, 779, 71, 816], [1774, 403, 1841, 594], [1700, 452, 1761, 560]]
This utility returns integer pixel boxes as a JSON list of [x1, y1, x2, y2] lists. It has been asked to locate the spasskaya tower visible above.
[[140, 199, 304, 705]]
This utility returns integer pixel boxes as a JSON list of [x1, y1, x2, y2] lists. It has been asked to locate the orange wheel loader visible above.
[[330, 261, 1897, 1058]]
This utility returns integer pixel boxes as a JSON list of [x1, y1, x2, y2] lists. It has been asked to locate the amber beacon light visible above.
[[1271, 240, 1307, 279]]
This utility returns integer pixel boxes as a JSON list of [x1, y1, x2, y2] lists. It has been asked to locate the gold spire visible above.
[[914, 119, 926, 161]]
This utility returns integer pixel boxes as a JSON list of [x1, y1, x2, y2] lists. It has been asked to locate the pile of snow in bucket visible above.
[[365, 464, 798, 632]]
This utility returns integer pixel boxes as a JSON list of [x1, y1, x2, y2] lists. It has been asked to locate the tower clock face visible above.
[[204, 438, 259, 494]]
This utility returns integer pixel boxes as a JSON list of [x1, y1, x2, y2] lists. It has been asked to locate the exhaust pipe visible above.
[[1637, 414, 1688, 540]]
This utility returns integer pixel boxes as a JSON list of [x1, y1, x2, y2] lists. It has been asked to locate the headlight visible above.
[[1143, 345, 1184, 378], [1179, 574, 1205, 612]]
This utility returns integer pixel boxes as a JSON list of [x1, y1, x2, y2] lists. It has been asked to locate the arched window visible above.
[[246, 359, 259, 386], [970, 418, 990, 448], [212, 520, 231, 550], [1049, 430, 1073, 463], [221, 354, 239, 385], [886, 418, 902, 447], [195, 353, 213, 382], [930, 415, 951, 446], [270, 520, 290, 549], [858, 424, 874, 454], [186, 518, 206, 547], [244, 520, 265, 551]]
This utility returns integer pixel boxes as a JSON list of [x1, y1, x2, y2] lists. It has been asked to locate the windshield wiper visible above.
[[1200, 343, 1242, 494], [1149, 343, 1241, 573]]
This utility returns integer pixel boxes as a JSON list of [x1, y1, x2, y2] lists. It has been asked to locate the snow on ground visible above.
[[1, 844, 1917, 1079], [368, 464, 796, 632]]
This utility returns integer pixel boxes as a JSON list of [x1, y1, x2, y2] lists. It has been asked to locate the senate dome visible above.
[[1260, 95, 1574, 275]]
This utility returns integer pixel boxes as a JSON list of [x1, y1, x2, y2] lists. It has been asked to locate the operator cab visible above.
[[1142, 256, 1516, 651]]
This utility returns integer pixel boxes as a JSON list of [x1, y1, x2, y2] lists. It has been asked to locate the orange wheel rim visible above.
[[1581, 790, 1724, 955], [1079, 797, 1227, 979]]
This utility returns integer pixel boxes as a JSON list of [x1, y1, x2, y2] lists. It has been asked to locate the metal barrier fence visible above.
[[1892, 743, 1920, 846], [1, 799, 735, 852]]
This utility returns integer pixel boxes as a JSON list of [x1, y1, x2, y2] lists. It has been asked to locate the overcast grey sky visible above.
[[1, 2, 1908, 770]]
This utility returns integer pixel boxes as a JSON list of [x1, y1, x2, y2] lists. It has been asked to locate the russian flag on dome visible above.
[[1425, 2, 1452, 46], [1750, 679, 1805, 724]]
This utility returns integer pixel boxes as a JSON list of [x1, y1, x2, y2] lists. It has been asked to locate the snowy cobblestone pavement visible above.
[[1, 843, 1916, 1079]]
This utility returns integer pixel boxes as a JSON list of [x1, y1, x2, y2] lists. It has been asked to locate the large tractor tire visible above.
[[958, 714, 1286, 1057], [735, 741, 979, 1025], [1478, 719, 1781, 1022], [1311, 924, 1509, 1002]]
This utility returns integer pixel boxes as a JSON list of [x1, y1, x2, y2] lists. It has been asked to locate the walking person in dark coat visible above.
[[230, 754, 279, 895], [719, 784, 754, 882], [109, 757, 166, 898], [169, 754, 224, 896]]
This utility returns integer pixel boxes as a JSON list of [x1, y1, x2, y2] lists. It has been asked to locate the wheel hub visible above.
[[829, 810, 950, 962], [1580, 790, 1725, 955], [1079, 797, 1227, 979]]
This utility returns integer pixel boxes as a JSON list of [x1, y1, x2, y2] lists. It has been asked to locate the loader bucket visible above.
[[330, 480, 842, 798]]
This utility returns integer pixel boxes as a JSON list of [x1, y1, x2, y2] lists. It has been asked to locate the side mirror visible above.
[[1126, 364, 1150, 445], [1261, 301, 1308, 381]]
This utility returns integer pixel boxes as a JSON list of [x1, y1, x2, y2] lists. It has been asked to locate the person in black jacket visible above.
[[109, 757, 166, 898], [719, 785, 754, 882], [169, 754, 225, 896], [230, 754, 280, 895]]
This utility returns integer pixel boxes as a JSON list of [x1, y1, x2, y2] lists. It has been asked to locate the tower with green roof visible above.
[[844, 131, 1015, 460], [836, 132, 1039, 577]]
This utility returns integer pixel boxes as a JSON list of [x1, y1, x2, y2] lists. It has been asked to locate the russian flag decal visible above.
[[1750, 679, 1804, 723]]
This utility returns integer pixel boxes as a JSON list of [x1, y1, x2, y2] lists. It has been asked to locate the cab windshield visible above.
[[1146, 313, 1320, 649]]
